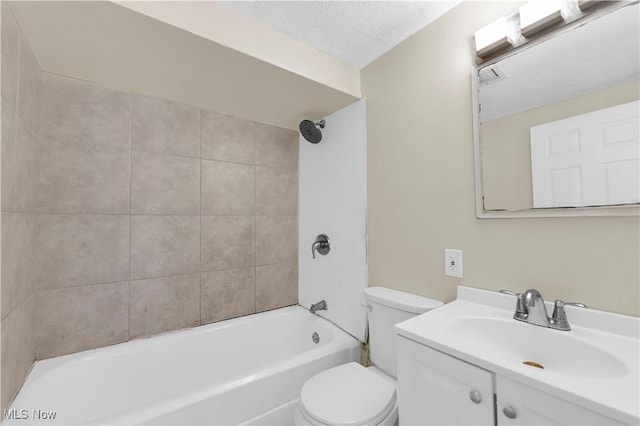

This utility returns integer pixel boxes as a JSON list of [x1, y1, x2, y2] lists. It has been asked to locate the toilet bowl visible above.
[[295, 287, 443, 426], [294, 362, 398, 426]]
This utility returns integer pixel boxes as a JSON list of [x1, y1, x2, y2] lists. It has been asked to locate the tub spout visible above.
[[310, 300, 327, 314]]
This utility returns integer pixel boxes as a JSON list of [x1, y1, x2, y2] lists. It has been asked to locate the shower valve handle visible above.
[[311, 234, 330, 259]]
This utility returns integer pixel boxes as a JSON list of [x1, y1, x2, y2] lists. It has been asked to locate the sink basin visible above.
[[446, 317, 628, 379]]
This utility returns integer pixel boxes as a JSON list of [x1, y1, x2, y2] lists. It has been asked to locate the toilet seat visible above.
[[300, 362, 396, 426]]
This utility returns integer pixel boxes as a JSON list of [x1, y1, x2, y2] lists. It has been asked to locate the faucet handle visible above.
[[499, 290, 526, 319], [551, 300, 586, 331], [553, 299, 587, 311], [311, 234, 330, 259], [562, 301, 587, 308]]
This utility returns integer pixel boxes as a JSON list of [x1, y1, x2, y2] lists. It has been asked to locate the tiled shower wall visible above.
[[33, 71, 299, 360], [1, 2, 39, 410], [1, 3, 298, 409]]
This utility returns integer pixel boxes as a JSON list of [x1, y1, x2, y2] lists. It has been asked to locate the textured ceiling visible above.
[[224, 1, 460, 69]]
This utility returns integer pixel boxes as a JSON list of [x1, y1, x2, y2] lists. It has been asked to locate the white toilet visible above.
[[294, 286, 443, 426]]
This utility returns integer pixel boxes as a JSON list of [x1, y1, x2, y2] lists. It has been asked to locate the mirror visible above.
[[474, 2, 640, 217]]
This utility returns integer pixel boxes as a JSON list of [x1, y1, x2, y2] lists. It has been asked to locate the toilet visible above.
[[294, 286, 443, 426]]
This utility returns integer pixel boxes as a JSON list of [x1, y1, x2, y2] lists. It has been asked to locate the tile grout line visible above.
[[199, 108, 203, 326], [128, 93, 133, 343], [30, 51, 43, 359], [128, 145, 297, 172], [36, 271, 203, 298], [2, 211, 297, 218], [253, 124, 258, 314]]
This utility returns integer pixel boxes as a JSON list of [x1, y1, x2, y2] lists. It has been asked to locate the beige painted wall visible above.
[[482, 80, 640, 210], [116, 1, 361, 98], [8, 1, 358, 131], [362, 1, 639, 316]]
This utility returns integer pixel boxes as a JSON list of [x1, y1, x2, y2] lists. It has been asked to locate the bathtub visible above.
[[5, 306, 360, 425]]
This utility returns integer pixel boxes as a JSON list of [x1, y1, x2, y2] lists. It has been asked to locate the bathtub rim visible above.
[[8, 304, 361, 425], [26, 304, 354, 376]]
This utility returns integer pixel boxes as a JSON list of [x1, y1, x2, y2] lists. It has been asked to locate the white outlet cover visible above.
[[444, 249, 463, 278]]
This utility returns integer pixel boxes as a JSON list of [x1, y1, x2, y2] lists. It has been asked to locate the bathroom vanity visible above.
[[395, 287, 639, 425]]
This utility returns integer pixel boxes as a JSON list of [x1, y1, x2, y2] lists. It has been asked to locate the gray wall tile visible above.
[[201, 110, 254, 164], [36, 282, 129, 359], [256, 263, 298, 312], [39, 73, 130, 151], [1, 101, 17, 211], [130, 273, 200, 338], [37, 74, 130, 214], [131, 151, 200, 214], [1, 296, 35, 410], [255, 123, 299, 169], [16, 34, 40, 130], [131, 95, 200, 157], [1, 213, 36, 319], [35, 215, 129, 289], [201, 267, 255, 324], [131, 215, 200, 279], [201, 216, 255, 271], [1, 2, 18, 112], [12, 120, 39, 213], [256, 166, 298, 216], [256, 216, 298, 265], [2, 116, 38, 213], [37, 140, 130, 214], [201, 160, 254, 216]]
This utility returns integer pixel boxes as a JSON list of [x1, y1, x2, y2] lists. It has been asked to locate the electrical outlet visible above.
[[444, 249, 463, 278]]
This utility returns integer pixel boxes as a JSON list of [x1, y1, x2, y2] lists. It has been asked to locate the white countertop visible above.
[[395, 286, 640, 425]]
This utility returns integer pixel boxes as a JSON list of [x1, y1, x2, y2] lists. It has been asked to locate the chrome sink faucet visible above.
[[522, 289, 550, 328], [500, 289, 586, 331]]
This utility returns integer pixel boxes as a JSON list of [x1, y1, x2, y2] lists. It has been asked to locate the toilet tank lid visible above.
[[364, 287, 444, 314]]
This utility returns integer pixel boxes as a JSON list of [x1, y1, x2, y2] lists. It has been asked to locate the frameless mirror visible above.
[[474, 2, 640, 218]]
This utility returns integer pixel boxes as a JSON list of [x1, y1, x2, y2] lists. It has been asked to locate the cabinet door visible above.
[[397, 337, 494, 426], [496, 375, 622, 425]]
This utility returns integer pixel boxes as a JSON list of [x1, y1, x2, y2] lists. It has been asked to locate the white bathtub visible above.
[[6, 306, 360, 425]]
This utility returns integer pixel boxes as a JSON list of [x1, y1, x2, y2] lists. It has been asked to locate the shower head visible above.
[[299, 119, 325, 144]]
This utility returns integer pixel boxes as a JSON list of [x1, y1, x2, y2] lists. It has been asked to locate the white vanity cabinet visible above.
[[398, 337, 624, 426], [397, 337, 494, 426], [496, 376, 621, 425]]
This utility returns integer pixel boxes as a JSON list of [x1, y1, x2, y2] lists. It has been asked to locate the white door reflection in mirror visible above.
[[530, 101, 640, 208]]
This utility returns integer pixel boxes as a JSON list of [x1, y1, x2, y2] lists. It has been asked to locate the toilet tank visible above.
[[364, 287, 443, 378]]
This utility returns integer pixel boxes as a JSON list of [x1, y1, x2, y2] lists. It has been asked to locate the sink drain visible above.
[[312, 332, 320, 344], [523, 361, 544, 369]]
